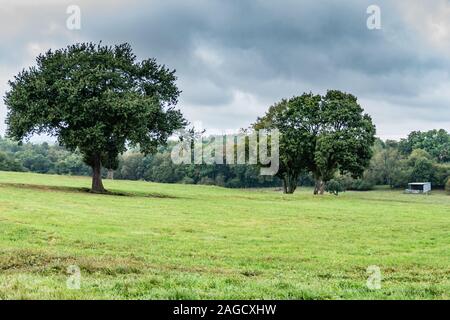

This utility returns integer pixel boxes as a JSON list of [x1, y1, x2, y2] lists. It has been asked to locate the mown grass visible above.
[[0, 171, 448, 299]]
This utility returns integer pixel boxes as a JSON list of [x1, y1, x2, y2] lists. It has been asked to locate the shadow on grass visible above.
[[0, 182, 179, 199]]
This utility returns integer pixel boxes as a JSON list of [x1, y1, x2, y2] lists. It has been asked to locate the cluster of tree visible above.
[[365, 130, 450, 188], [2, 42, 448, 194], [326, 129, 450, 195], [254, 91, 376, 194], [115, 145, 279, 188], [1, 129, 448, 193], [0, 136, 280, 188], [0, 137, 90, 175]]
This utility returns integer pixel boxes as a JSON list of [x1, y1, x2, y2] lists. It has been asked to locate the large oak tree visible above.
[[255, 90, 376, 194], [4, 42, 186, 193]]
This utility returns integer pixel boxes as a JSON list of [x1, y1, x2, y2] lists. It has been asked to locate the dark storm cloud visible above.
[[1, 0, 449, 137]]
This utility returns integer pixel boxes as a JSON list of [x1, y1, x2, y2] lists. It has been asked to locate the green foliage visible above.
[[254, 90, 376, 194], [4, 42, 185, 191], [180, 176, 195, 184], [365, 137, 450, 189], [0, 151, 24, 172], [325, 179, 345, 195], [365, 139, 403, 187], [254, 95, 311, 193], [198, 177, 215, 185], [333, 175, 374, 191], [410, 158, 434, 183], [399, 129, 450, 162], [113, 143, 281, 188], [0, 135, 279, 188], [0, 136, 90, 175], [118, 153, 146, 180], [433, 164, 450, 188], [1, 131, 448, 191], [348, 179, 375, 191]]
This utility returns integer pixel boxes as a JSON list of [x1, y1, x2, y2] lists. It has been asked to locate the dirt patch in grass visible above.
[[241, 270, 263, 277], [0, 249, 147, 276], [0, 249, 239, 278]]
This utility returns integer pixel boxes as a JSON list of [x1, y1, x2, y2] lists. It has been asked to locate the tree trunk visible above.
[[314, 180, 320, 195], [91, 155, 106, 193], [314, 179, 325, 195], [283, 174, 297, 194], [282, 180, 287, 194], [319, 181, 325, 195], [107, 169, 114, 180]]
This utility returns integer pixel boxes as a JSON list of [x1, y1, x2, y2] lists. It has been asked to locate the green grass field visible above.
[[0, 171, 448, 300]]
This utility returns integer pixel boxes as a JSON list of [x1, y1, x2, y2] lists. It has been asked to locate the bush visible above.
[[325, 179, 346, 196], [198, 177, 215, 185], [433, 164, 450, 188], [335, 175, 374, 191], [215, 174, 226, 187], [349, 179, 375, 191], [180, 177, 195, 184], [225, 178, 242, 188], [0, 152, 24, 172], [445, 178, 450, 195]]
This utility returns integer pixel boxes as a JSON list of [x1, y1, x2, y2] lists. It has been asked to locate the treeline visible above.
[[0, 137, 278, 188], [114, 149, 280, 188], [364, 131, 450, 189], [0, 129, 449, 190], [332, 129, 450, 192], [0, 138, 90, 175]]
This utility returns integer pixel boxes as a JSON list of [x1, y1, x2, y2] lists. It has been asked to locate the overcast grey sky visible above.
[[1, 0, 449, 140]]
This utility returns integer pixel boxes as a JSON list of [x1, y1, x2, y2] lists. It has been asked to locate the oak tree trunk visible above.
[[283, 174, 297, 194], [314, 180, 320, 195], [314, 179, 325, 195], [319, 181, 325, 195], [91, 155, 106, 193]]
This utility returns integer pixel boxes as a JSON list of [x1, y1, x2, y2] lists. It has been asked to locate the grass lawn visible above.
[[0, 171, 448, 299]]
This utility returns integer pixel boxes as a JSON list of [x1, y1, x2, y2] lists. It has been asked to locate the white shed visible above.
[[405, 182, 432, 194]]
